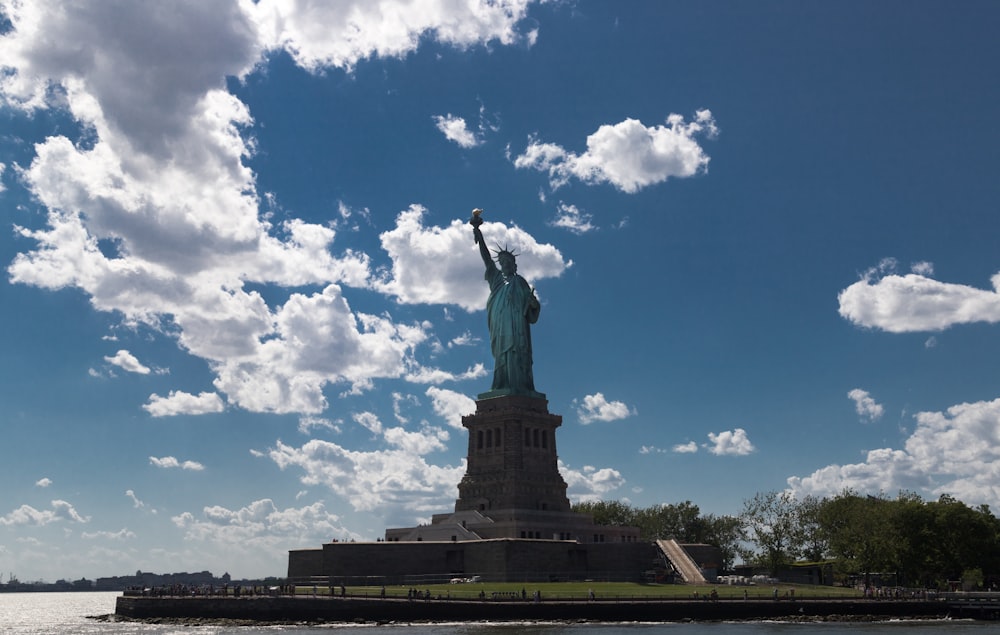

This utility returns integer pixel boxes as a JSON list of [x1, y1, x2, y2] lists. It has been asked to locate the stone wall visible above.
[[116, 594, 951, 623], [288, 539, 657, 584]]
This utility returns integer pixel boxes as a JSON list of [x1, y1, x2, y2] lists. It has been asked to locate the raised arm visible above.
[[473, 225, 496, 271], [470, 211, 497, 272]]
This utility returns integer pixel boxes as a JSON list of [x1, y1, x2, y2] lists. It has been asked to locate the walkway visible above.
[[656, 539, 707, 584]]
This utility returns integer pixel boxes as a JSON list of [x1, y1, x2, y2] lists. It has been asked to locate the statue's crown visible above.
[[492, 243, 518, 261]]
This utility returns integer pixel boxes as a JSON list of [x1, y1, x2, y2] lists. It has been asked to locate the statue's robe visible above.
[[485, 267, 539, 394]]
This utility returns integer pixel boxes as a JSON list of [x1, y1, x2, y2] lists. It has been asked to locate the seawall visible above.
[[115, 594, 953, 623]]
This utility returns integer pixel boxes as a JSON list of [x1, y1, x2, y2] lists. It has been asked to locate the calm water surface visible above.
[[3, 592, 1000, 635]]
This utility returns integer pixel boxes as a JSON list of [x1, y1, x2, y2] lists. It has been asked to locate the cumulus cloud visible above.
[[560, 461, 627, 503], [35, 477, 52, 488], [0, 500, 89, 526], [248, 0, 535, 72], [639, 445, 668, 454], [143, 391, 225, 417], [383, 424, 450, 455], [172, 499, 360, 569], [149, 456, 205, 471], [2, 2, 547, 419], [426, 386, 476, 430], [550, 202, 595, 234], [576, 392, 636, 424], [433, 114, 481, 148], [353, 411, 384, 436], [839, 260, 1000, 332], [448, 331, 478, 347], [404, 363, 488, 385], [104, 349, 151, 374], [911, 261, 934, 276], [706, 428, 755, 456], [514, 111, 718, 193], [298, 416, 342, 435], [789, 397, 1000, 509], [265, 439, 465, 516], [374, 205, 569, 312], [848, 388, 884, 422], [672, 441, 699, 454]]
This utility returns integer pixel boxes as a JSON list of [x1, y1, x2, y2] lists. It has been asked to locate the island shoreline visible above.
[[114, 595, 963, 624]]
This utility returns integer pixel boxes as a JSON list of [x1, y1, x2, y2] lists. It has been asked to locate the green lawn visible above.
[[303, 581, 862, 601]]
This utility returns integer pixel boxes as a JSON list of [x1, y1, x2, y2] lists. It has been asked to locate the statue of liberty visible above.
[[470, 209, 543, 399]]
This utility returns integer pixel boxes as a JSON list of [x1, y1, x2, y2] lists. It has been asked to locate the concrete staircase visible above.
[[656, 539, 707, 584]]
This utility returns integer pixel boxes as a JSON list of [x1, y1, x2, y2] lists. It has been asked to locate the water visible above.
[[2, 592, 1000, 634]]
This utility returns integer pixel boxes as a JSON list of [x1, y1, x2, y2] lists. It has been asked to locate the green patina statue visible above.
[[470, 209, 544, 399]]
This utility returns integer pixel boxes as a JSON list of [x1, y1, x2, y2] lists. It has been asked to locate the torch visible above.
[[470, 208, 484, 243]]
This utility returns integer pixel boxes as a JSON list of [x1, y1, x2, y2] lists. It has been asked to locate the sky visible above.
[[1, 0, 1000, 583]]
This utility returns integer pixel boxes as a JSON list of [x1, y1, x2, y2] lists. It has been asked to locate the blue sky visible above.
[[2, 1, 1000, 582]]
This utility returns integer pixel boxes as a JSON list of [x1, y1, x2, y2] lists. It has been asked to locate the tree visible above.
[[633, 501, 704, 542], [572, 500, 636, 527], [926, 495, 998, 586], [819, 491, 900, 587], [702, 513, 747, 571], [740, 491, 803, 575], [796, 495, 828, 562]]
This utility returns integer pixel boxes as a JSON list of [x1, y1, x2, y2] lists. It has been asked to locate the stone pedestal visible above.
[[455, 395, 570, 514]]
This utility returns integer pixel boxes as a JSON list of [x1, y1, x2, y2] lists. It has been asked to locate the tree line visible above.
[[573, 490, 1000, 589]]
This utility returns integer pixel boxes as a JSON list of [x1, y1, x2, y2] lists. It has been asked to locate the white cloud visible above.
[[911, 261, 934, 276], [448, 331, 478, 347], [392, 392, 418, 424], [374, 205, 569, 312], [839, 261, 1000, 332], [514, 110, 718, 193], [171, 499, 359, 571], [209, 284, 429, 414], [298, 416, 342, 436], [0, 500, 89, 526], [433, 114, 481, 148], [104, 349, 151, 374], [576, 392, 636, 424], [789, 397, 1000, 509], [82, 528, 135, 541], [4, 2, 544, 418], [125, 490, 145, 509], [0, 162, 6, 192], [639, 445, 668, 454], [560, 461, 626, 503], [353, 411, 384, 436], [404, 364, 487, 385], [35, 477, 52, 488], [705, 428, 755, 456], [143, 391, 225, 417], [672, 442, 699, 454], [427, 386, 477, 429], [248, 0, 535, 72], [550, 202, 595, 234], [383, 424, 450, 455], [847, 388, 884, 422], [149, 456, 205, 471], [265, 439, 465, 515]]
